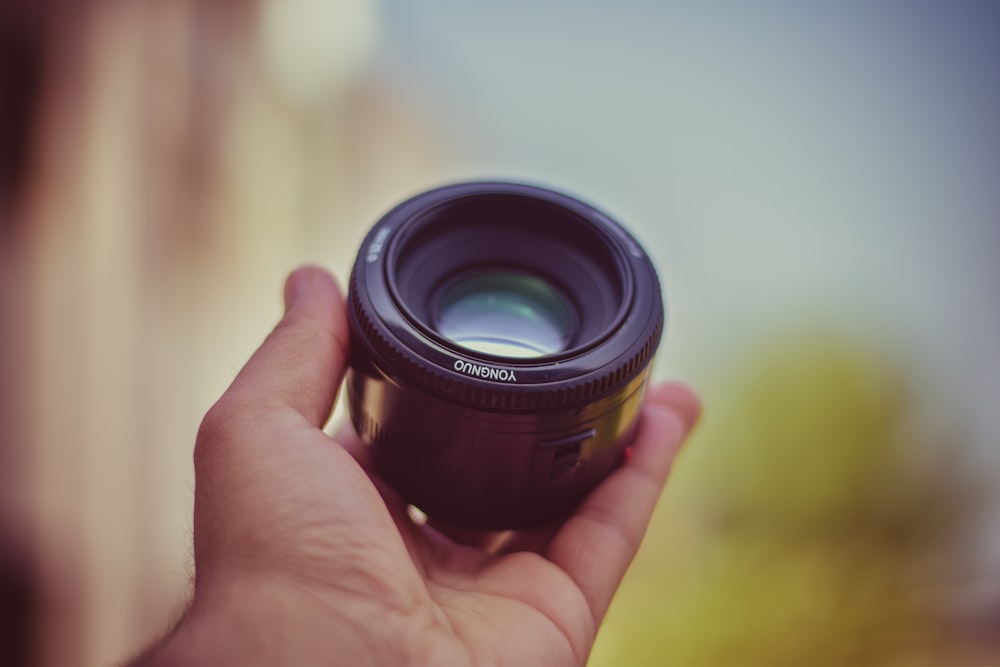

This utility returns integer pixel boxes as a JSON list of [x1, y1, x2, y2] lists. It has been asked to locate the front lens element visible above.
[[433, 272, 572, 358]]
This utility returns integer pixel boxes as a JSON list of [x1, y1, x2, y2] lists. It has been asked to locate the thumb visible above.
[[221, 266, 349, 428]]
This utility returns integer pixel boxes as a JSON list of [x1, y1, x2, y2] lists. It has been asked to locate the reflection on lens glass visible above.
[[434, 272, 572, 358]]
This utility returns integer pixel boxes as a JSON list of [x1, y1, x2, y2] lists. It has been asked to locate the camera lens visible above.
[[347, 182, 664, 529]]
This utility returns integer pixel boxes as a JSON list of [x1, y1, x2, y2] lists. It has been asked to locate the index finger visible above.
[[213, 266, 348, 429], [545, 382, 700, 624]]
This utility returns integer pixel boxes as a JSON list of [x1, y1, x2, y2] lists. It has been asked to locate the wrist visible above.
[[133, 572, 420, 666]]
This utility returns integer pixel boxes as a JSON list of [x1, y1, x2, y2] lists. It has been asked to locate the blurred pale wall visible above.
[[2, 0, 999, 664], [6, 0, 457, 663]]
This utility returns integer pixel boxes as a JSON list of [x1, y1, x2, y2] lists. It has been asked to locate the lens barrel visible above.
[[347, 182, 664, 529]]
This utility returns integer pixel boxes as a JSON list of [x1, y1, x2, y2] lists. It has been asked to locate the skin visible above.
[[133, 266, 700, 666]]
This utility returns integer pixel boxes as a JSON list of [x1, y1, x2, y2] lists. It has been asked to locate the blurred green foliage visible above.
[[591, 335, 977, 666]]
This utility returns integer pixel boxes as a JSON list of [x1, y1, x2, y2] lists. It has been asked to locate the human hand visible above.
[[134, 266, 700, 666]]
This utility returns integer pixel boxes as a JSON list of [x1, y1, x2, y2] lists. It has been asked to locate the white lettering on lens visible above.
[[365, 228, 391, 263], [453, 359, 518, 383]]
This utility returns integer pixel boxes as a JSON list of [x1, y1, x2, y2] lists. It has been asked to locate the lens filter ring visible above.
[[347, 181, 664, 412]]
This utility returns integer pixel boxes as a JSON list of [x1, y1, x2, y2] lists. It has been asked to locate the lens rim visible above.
[[383, 194, 635, 366], [348, 181, 664, 412]]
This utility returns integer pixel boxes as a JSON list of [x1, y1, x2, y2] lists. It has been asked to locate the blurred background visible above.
[[2, 0, 998, 664]]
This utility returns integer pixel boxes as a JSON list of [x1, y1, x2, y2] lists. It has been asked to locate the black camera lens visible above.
[[346, 182, 664, 529]]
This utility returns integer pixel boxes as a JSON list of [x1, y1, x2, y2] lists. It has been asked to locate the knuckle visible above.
[[194, 394, 280, 475], [194, 399, 239, 470]]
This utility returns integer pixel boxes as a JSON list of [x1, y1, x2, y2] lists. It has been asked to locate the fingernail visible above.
[[284, 268, 313, 311]]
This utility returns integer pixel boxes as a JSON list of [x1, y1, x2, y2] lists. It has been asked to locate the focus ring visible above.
[[349, 271, 662, 411]]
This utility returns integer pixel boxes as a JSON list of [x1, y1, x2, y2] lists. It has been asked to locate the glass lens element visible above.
[[434, 272, 573, 358]]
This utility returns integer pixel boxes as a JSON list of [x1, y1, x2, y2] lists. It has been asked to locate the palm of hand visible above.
[[195, 415, 594, 665]]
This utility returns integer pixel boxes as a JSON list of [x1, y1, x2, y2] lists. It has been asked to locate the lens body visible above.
[[347, 182, 664, 529]]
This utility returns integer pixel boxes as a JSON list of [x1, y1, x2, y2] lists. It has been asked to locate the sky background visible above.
[[369, 1, 1000, 450]]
